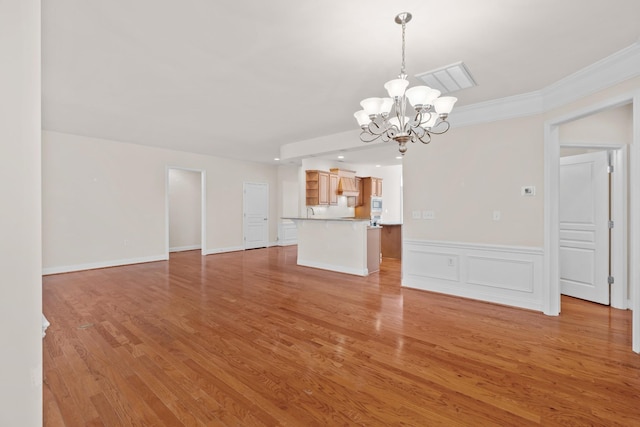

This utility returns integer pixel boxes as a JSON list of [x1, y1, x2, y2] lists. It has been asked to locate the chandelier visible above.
[[354, 12, 457, 155]]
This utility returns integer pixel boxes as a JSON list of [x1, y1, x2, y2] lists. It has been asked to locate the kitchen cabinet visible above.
[[306, 170, 338, 206], [355, 177, 383, 218], [381, 224, 402, 259], [367, 226, 382, 273], [329, 173, 339, 205], [355, 177, 364, 207], [372, 177, 383, 197]]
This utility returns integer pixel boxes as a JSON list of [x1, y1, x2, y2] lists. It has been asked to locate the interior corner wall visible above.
[[402, 114, 545, 247], [0, 1, 43, 426], [42, 131, 279, 272]]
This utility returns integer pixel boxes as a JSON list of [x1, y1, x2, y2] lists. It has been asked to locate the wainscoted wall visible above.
[[403, 240, 544, 312], [278, 221, 298, 246]]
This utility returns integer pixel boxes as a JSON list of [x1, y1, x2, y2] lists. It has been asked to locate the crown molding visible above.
[[452, 42, 640, 128], [281, 43, 640, 159]]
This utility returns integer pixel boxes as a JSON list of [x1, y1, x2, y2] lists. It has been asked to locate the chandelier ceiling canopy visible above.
[[354, 12, 457, 155]]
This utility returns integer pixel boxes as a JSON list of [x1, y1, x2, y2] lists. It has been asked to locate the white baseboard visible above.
[[42, 254, 168, 275], [403, 240, 544, 312], [203, 246, 244, 255], [169, 245, 201, 253], [297, 258, 368, 277]]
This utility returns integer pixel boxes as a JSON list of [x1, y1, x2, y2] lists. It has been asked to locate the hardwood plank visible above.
[[43, 247, 640, 426]]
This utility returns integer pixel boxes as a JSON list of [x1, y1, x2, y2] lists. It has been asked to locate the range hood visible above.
[[330, 168, 360, 197]]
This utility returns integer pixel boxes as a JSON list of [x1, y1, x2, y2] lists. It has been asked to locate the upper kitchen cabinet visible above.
[[355, 177, 363, 207], [360, 177, 383, 198], [372, 177, 383, 197], [329, 172, 339, 205], [306, 170, 338, 206]]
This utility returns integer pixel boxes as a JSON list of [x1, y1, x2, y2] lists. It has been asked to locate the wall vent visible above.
[[415, 61, 477, 94]]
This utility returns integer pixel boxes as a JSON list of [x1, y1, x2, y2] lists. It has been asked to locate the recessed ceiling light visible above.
[[395, 156, 403, 160], [274, 157, 280, 161], [375, 164, 381, 168], [337, 155, 344, 159]]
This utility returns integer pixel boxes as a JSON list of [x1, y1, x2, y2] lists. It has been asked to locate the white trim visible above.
[[280, 43, 640, 161], [201, 170, 207, 256], [42, 254, 167, 275], [452, 91, 543, 127], [203, 246, 244, 255], [610, 146, 628, 309], [632, 91, 640, 353], [169, 245, 201, 253], [402, 240, 544, 312], [452, 42, 640, 129], [297, 259, 368, 277], [543, 43, 640, 111], [544, 91, 640, 353]]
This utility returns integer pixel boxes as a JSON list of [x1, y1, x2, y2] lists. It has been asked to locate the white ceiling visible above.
[[42, 1, 640, 165]]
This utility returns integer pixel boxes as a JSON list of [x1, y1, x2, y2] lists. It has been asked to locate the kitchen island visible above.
[[282, 217, 381, 276]]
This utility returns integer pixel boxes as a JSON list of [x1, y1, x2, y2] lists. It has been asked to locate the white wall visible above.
[[559, 103, 632, 145], [403, 114, 545, 247], [168, 169, 201, 251], [277, 165, 300, 218], [42, 131, 279, 273], [0, 1, 43, 425]]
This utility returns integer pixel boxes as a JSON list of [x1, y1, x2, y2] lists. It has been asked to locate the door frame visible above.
[[544, 90, 640, 353], [559, 144, 628, 308], [165, 166, 207, 258], [243, 182, 269, 250]]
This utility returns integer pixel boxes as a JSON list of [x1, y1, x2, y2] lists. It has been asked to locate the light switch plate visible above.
[[422, 210, 435, 220], [493, 210, 501, 221], [412, 210, 421, 219]]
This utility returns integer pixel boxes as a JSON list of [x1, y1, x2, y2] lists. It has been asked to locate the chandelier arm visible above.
[[359, 130, 384, 143], [366, 118, 388, 136], [428, 120, 451, 135], [417, 131, 432, 145]]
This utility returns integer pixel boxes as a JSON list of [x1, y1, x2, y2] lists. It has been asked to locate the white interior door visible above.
[[243, 183, 269, 249], [559, 151, 610, 305]]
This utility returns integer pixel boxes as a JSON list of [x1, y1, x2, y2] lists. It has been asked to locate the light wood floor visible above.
[[43, 247, 640, 426]]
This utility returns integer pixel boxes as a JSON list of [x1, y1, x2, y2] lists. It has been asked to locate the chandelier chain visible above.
[[401, 20, 406, 76]]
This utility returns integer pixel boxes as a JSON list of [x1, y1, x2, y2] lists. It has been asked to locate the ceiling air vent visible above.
[[415, 61, 477, 95]]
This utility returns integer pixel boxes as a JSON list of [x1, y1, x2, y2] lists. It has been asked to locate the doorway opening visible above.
[[559, 145, 628, 307], [544, 93, 639, 353], [166, 167, 207, 258]]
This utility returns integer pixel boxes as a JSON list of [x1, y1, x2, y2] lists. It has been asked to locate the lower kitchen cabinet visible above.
[[367, 226, 381, 274], [381, 224, 402, 259]]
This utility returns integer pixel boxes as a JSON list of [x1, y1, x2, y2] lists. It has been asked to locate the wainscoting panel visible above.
[[403, 240, 544, 312]]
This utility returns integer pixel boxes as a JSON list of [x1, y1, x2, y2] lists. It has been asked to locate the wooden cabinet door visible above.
[[318, 171, 329, 205], [329, 173, 339, 205], [375, 178, 383, 197], [355, 177, 363, 206]]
